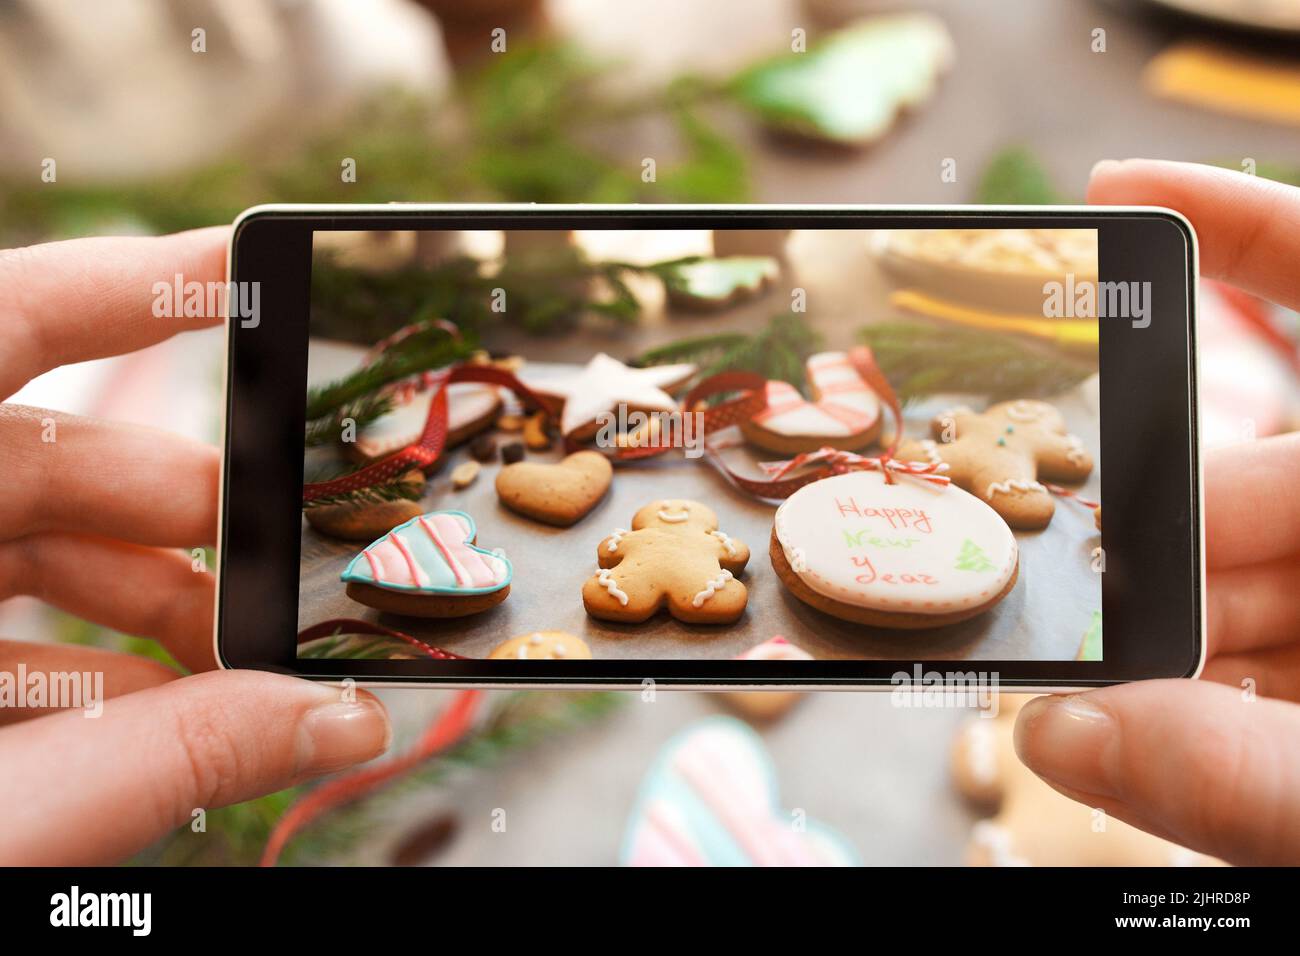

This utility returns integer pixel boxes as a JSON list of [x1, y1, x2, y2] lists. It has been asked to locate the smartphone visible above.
[[216, 204, 1202, 691]]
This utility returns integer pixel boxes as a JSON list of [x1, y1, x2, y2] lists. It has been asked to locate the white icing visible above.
[[607, 528, 629, 552], [1004, 400, 1040, 423], [597, 568, 629, 606], [658, 509, 690, 523], [984, 478, 1047, 499], [917, 439, 944, 465], [773, 471, 1017, 613], [691, 569, 733, 607], [710, 530, 738, 556], [963, 721, 998, 787]]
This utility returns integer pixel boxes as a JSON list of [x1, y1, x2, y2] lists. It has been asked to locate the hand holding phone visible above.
[[1014, 159, 1300, 867], [0, 229, 391, 865]]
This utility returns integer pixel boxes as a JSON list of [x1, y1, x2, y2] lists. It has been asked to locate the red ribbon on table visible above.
[[302, 363, 551, 503], [261, 688, 485, 866]]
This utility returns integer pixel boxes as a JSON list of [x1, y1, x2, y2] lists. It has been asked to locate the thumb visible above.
[[0, 670, 390, 865], [1014, 680, 1300, 866]]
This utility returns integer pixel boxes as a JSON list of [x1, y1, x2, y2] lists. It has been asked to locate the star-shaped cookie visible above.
[[522, 353, 695, 439]]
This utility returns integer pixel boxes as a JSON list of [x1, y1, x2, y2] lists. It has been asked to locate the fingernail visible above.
[[1014, 694, 1119, 798], [1090, 159, 1120, 180], [297, 696, 391, 776]]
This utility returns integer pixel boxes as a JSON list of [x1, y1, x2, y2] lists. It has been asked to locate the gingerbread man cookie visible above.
[[897, 399, 1093, 530], [583, 499, 751, 624], [952, 696, 1222, 867]]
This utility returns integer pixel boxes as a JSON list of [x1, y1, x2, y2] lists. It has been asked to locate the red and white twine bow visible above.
[[759, 446, 951, 487]]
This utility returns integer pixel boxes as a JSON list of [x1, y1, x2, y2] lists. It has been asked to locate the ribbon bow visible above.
[[760, 446, 950, 487]]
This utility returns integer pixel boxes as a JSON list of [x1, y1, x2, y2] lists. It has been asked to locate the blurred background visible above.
[[1, 0, 1298, 865]]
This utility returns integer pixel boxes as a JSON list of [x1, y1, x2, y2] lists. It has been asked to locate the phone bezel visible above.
[[217, 204, 1202, 690]]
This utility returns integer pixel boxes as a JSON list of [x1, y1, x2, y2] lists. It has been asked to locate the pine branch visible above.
[[304, 318, 471, 421], [300, 476, 424, 511], [303, 393, 395, 448], [634, 313, 822, 386], [858, 322, 1095, 402], [975, 147, 1064, 204]]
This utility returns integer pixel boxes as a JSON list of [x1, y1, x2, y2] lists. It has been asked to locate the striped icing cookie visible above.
[[742, 351, 882, 454], [342, 510, 511, 618]]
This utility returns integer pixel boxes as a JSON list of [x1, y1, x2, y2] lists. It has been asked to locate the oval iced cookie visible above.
[[771, 471, 1017, 628], [342, 510, 511, 617], [741, 351, 882, 455], [353, 380, 502, 461]]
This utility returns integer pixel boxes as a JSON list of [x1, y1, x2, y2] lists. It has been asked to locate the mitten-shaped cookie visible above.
[[898, 400, 1093, 530], [583, 499, 751, 624], [952, 695, 1222, 866]]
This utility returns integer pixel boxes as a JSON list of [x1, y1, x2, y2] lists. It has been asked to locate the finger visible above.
[[0, 405, 218, 547], [1088, 159, 1300, 311], [0, 670, 391, 865], [0, 533, 216, 673], [1206, 558, 1300, 657], [0, 226, 229, 400], [1015, 681, 1300, 866], [1205, 432, 1300, 570], [1203, 642, 1300, 704], [0, 640, 178, 726]]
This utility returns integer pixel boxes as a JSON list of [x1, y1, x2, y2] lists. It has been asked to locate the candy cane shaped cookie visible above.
[[741, 351, 883, 454]]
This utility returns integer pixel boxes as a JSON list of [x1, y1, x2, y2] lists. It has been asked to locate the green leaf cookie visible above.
[[732, 14, 953, 146]]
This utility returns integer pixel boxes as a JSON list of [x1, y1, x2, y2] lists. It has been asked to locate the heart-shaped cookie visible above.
[[495, 450, 613, 526], [621, 717, 859, 866]]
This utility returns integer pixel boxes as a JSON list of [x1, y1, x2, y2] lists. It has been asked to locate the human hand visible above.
[[1015, 159, 1300, 865], [0, 228, 391, 865]]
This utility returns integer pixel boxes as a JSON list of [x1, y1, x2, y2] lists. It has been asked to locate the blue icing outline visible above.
[[341, 510, 512, 595]]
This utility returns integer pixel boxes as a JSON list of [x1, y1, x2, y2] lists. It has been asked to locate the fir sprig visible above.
[[859, 322, 1095, 402], [304, 317, 471, 421], [634, 313, 822, 387], [299, 475, 425, 511], [303, 393, 395, 448]]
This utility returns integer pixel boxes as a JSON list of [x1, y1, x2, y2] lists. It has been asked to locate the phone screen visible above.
[[295, 225, 1105, 666]]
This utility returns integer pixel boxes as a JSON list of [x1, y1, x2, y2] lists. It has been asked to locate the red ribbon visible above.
[[297, 618, 468, 661], [261, 689, 485, 866], [303, 363, 551, 503], [1044, 482, 1100, 511], [662, 345, 942, 500]]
